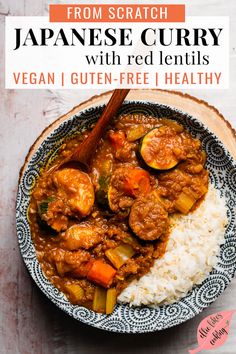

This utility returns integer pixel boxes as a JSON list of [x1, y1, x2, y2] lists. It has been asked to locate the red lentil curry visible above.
[[29, 113, 208, 314]]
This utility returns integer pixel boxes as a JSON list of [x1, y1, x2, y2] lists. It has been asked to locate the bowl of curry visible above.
[[16, 90, 236, 333]]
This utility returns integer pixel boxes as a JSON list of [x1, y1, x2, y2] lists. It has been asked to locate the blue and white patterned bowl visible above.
[[16, 91, 236, 333]]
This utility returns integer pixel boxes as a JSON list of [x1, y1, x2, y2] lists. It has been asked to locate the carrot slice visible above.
[[108, 131, 126, 150], [123, 169, 151, 197], [87, 260, 116, 288]]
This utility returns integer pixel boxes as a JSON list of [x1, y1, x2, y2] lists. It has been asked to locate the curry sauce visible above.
[[29, 114, 208, 314]]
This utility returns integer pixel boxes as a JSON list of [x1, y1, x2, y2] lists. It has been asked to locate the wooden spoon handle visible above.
[[71, 89, 130, 167]]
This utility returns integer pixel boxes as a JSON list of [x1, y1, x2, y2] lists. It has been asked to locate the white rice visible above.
[[118, 185, 228, 306]]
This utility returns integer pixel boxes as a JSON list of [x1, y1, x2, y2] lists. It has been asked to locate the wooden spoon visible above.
[[49, 89, 130, 172]]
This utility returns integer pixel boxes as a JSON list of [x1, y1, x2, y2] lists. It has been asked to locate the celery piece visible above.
[[65, 284, 85, 303], [105, 243, 135, 269], [126, 125, 146, 142], [106, 288, 117, 315], [175, 192, 196, 214], [92, 287, 107, 313]]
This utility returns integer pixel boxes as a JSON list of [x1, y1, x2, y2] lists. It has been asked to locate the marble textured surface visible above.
[[0, 0, 236, 353]]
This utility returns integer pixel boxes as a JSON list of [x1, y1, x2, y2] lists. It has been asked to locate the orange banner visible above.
[[49, 4, 185, 23]]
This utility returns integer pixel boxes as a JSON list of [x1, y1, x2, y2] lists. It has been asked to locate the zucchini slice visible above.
[[37, 197, 55, 217], [129, 191, 169, 241], [140, 126, 184, 170], [95, 175, 110, 207]]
